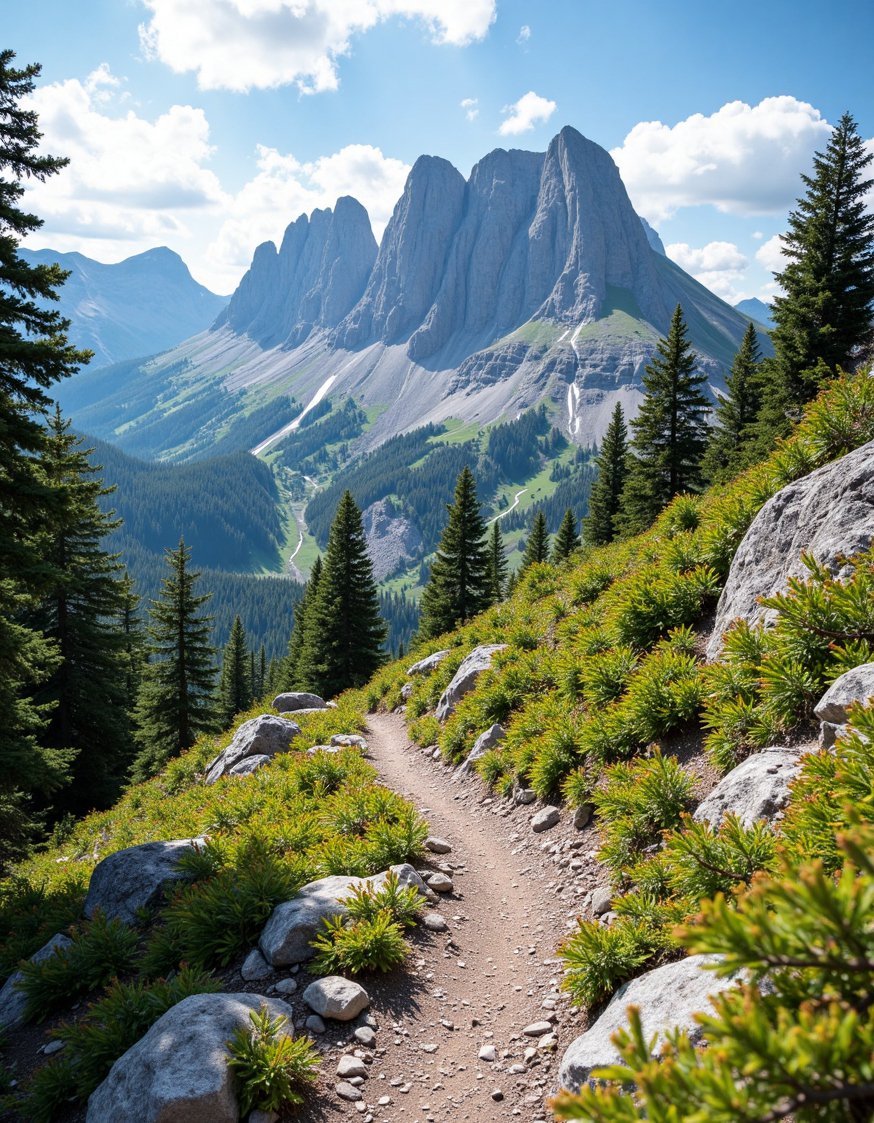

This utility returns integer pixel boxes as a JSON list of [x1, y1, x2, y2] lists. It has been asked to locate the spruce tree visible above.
[[419, 467, 491, 640], [584, 404, 629, 546], [619, 306, 710, 535], [296, 493, 385, 697], [486, 520, 509, 604], [0, 52, 91, 857], [702, 322, 763, 484], [217, 615, 252, 727], [758, 112, 874, 440], [28, 411, 132, 811], [552, 508, 580, 563], [132, 539, 217, 781], [118, 575, 144, 719], [284, 556, 322, 690], [521, 510, 550, 569]]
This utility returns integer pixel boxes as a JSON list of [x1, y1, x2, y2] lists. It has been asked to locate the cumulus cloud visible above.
[[461, 97, 479, 121], [499, 91, 556, 136], [666, 240, 751, 303], [755, 233, 789, 273], [139, 0, 496, 93], [517, 24, 531, 43], [611, 96, 833, 222]]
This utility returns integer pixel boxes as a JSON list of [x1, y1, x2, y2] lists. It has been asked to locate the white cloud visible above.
[[517, 24, 531, 43], [499, 91, 556, 137], [139, 0, 496, 93], [611, 96, 833, 223], [666, 240, 751, 304], [460, 97, 479, 121], [755, 233, 788, 273]]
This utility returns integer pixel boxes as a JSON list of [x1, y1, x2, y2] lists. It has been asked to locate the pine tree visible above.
[[584, 404, 629, 546], [132, 539, 217, 781], [419, 468, 491, 640], [552, 508, 580, 563], [619, 306, 710, 535], [702, 322, 763, 484], [217, 615, 252, 727], [0, 52, 91, 857], [28, 411, 132, 811], [253, 645, 266, 700], [486, 520, 509, 604], [118, 575, 144, 719], [284, 556, 322, 690], [522, 510, 550, 569], [758, 112, 874, 441], [296, 493, 385, 697]]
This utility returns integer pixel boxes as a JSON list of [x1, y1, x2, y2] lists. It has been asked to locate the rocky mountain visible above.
[[20, 246, 228, 367], [60, 126, 764, 460], [734, 296, 775, 328]]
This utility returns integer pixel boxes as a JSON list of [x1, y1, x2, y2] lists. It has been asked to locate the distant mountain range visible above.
[[21, 246, 228, 367], [734, 297, 775, 328]]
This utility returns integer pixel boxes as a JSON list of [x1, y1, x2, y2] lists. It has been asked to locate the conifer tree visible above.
[[552, 508, 580, 563], [584, 404, 629, 546], [486, 520, 509, 604], [296, 493, 385, 697], [132, 539, 216, 781], [757, 112, 874, 441], [284, 556, 322, 689], [619, 306, 710, 535], [0, 52, 91, 856], [28, 411, 132, 810], [419, 468, 491, 640], [118, 575, 145, 719], [521, 510, 550, 569], [217, 615, 252, 727], [252, 645, 266, 700], [702, 322, 762, 484]]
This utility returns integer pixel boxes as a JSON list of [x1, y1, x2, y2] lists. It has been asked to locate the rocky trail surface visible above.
[[296, 712, 596, 1123]]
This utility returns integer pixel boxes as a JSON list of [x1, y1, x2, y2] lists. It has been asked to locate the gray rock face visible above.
[[708, 440, 874, 660], [558, 955, 742, 1092], [227, 754, 272, 777], [362, 497, 423, 581], [260, 864, 429, 966], [303, 976, 369, 1021], [0, 932, 73, 1032], [694, 749, 803, 829], [86, 992, 293, 1123], [272, 692, 327, 712], [815, 663, 874, 724], [457, 723, 506, 776], [219, 196, 376, 349], [435, 645, 507, 722], [407, 650, 452, 676], [83, 838, 204, 925], [205, 714, 301, 784]]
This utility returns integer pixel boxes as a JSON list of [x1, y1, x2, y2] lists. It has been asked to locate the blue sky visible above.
[[8, 0, 874, 301]]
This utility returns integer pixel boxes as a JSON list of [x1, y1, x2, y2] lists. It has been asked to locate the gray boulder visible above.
[[227, 754, 271, 777], [272, 692, 327, 713], [330, 734, 369, 752], [531, 806, 561, 833], [693, 749, 803, 829], [435, 645, 507, 722], [260, 864, 429, 966], [83, 838, 204, 925], [456, 723, 505, 776], [407, 649, 451, 677], [303, 976, 369, 1021], [205, 714, 301, 784], [814, 663, 874, 725], [708, 439, 874, 661], [558, 955, 742, 1091], [86, 992, 293, 1123], [0, 932, 73, 1032]]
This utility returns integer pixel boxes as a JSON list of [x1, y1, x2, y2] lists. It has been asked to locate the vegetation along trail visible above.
[[356, 712, 588, 1122]]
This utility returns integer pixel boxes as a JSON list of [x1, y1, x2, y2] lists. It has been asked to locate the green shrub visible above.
[[345, 871, 423, 928], [0, 877, 85, 981], [227, 1006, 319, 1114], [310, 910, 408, 975], [608, 565, 720, 650], [559, 916, 668, 1009]]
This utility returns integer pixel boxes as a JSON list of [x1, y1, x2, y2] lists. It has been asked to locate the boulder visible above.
[[707, 439, 874, 661], [693, 749, 803, 828], [814, 663, 874, 725], [407, 649, 451, 677], [260, 864, 429, 966], [0, 932, 73, 1032], [456, 723, 505, 776], [86, 992, 293, 1123], [83, 838, 204, 925], [531, 806, 561, 833], [558, 955, 742, 1091], [303, 976, 369, 1021], [227, 754, 271, 777], [272, 692, 327, 713], [330, 734, 369, 752], [205, 714, 301, 784], [240, 948, 273, 982], [435, 645, 507, 722]]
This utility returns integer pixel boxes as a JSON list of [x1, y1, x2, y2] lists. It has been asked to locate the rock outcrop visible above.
[[457, 723, 505, 776], [205, 714, 301, 784], [435, 645, 507, 722], [272, 692, 327, 713], [708, 439, 874, 660], [407, 650, 452, 676], [0, 932, 73, 1031], [362, 497, 424, 581], [86, 992, 293, 1122], [693, 749, 803, 828], [83, 838, 204, 925], [815, 663, 874, 724]]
